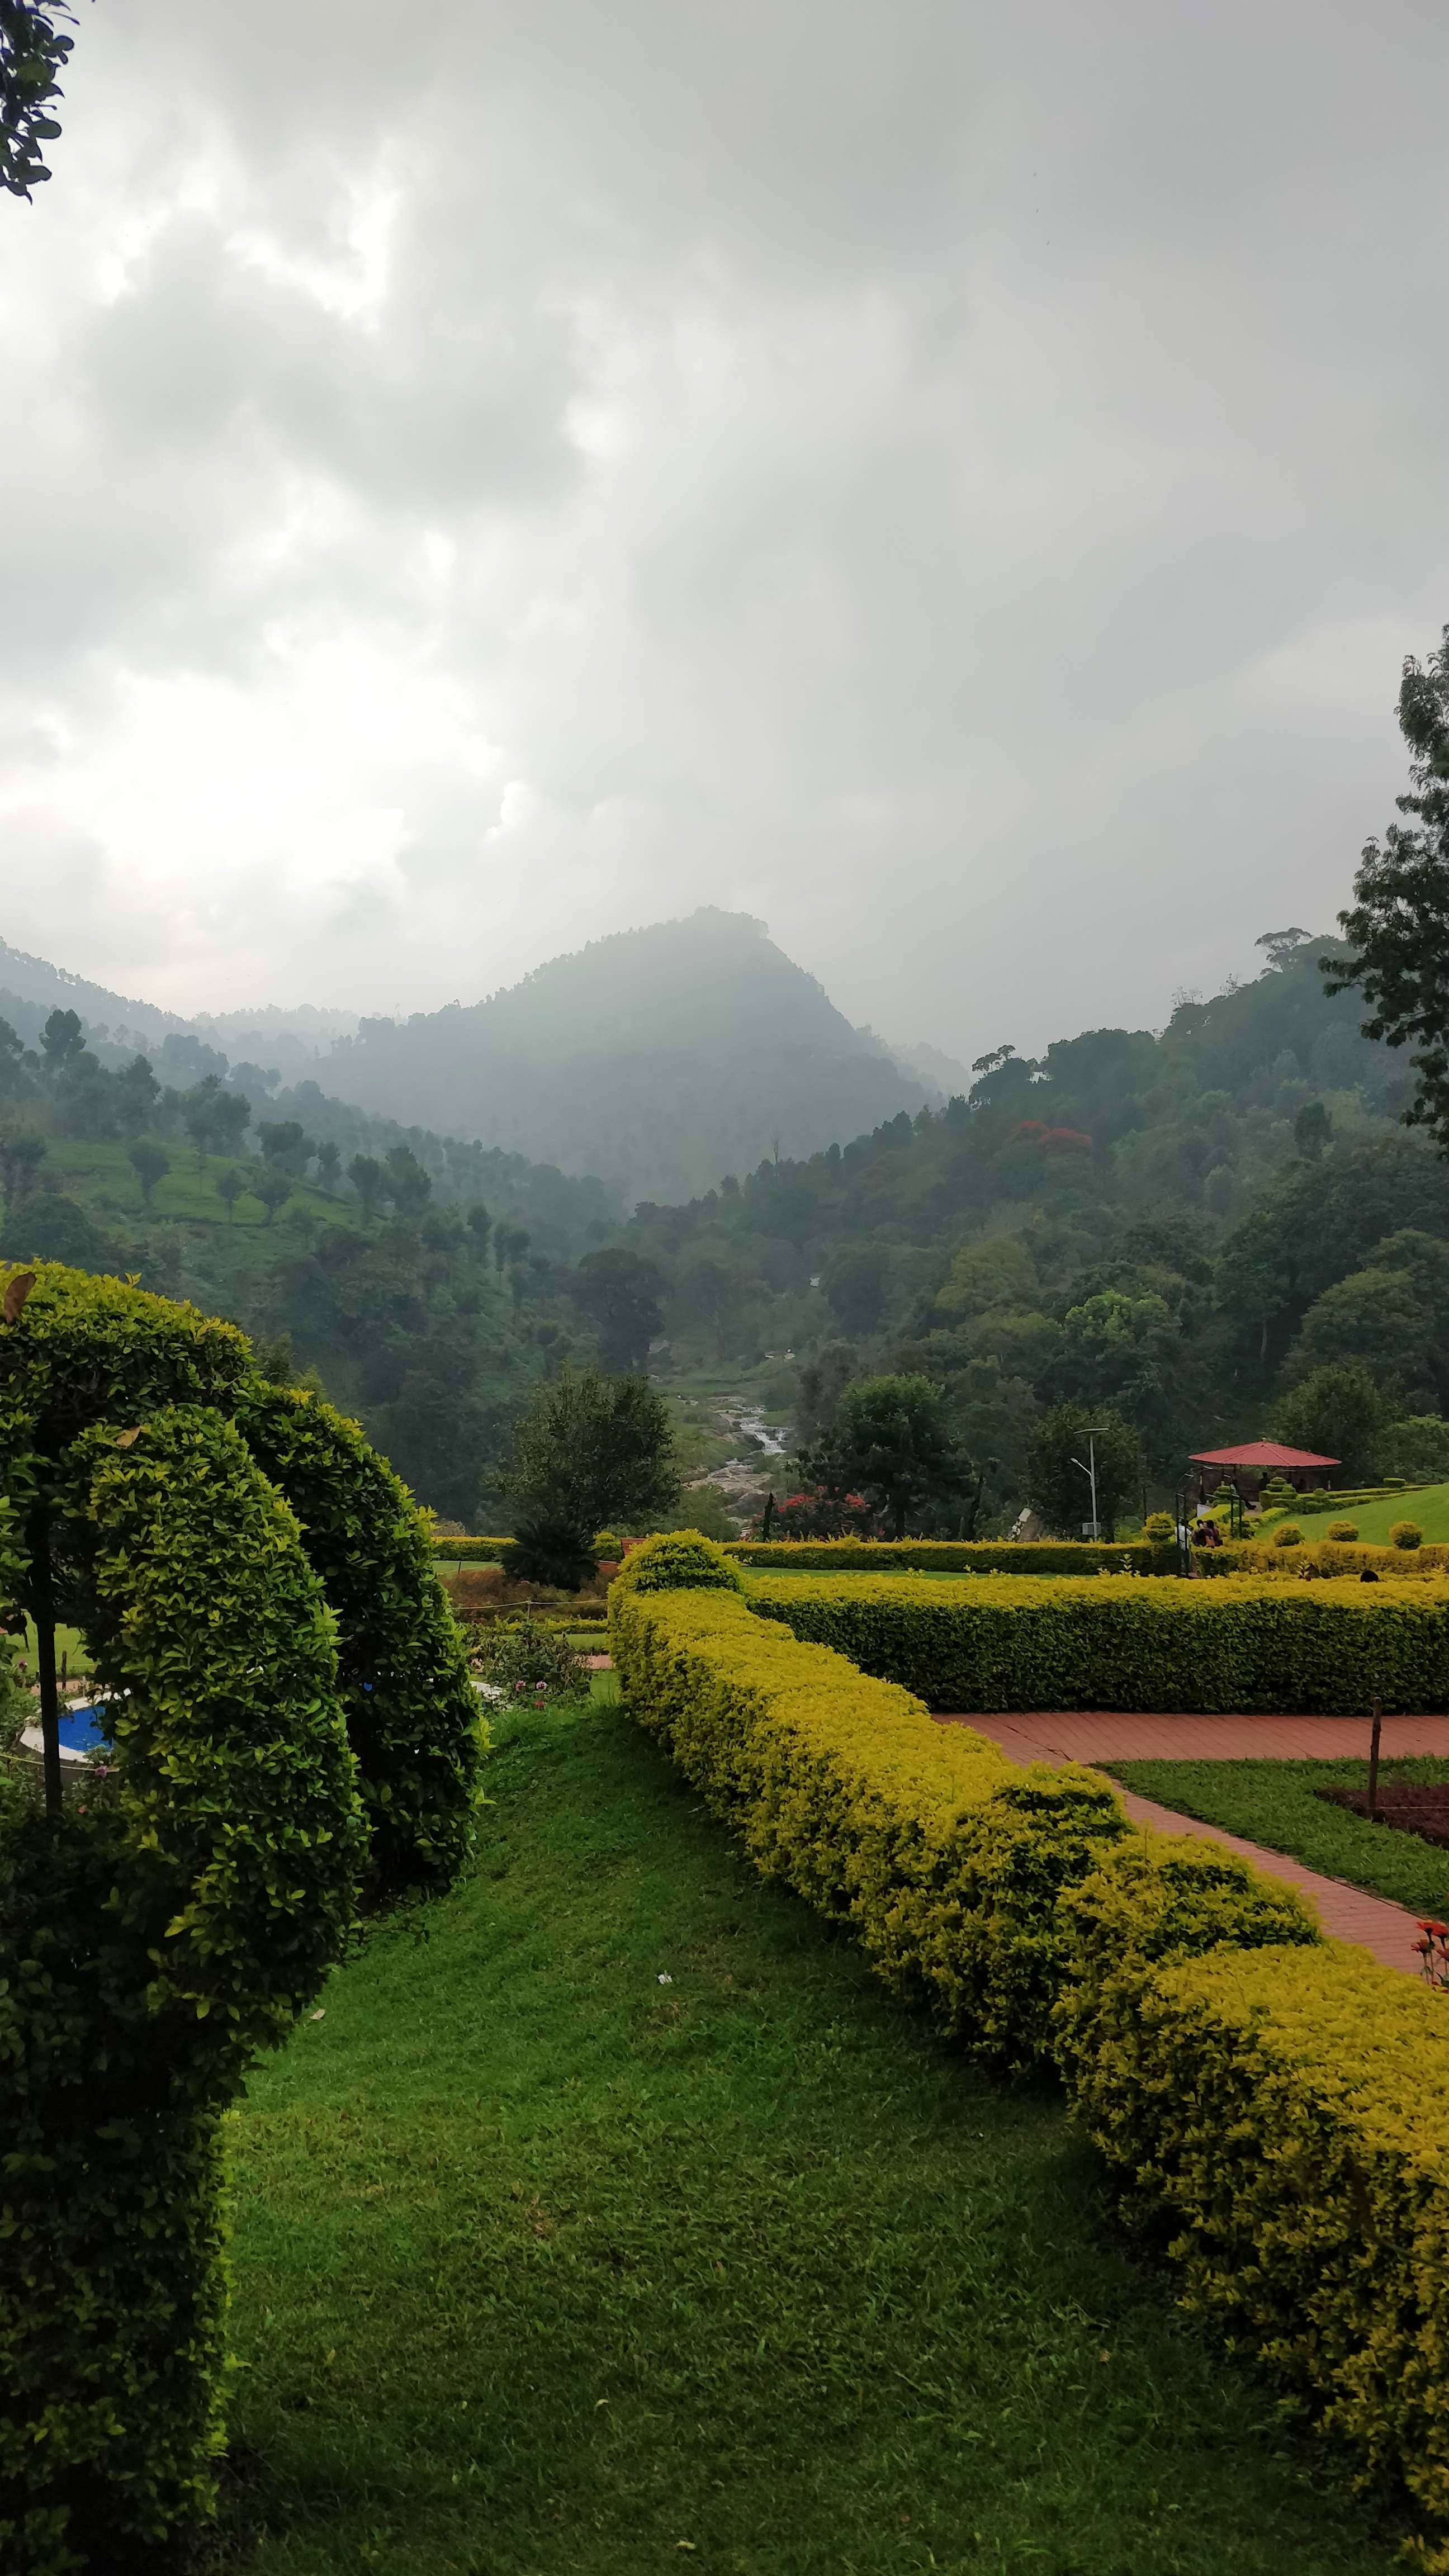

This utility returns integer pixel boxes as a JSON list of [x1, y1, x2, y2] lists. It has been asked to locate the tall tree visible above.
[[570, 1247, 664, 1371], [348, 1154, 385, 1225], [1024, 1404, 1145, 1540], [804, 1372, 960, 1540], [253, 1167, 293, 1227], [1272, 1361, 1393, 1484], [127, 1137, 169, 1208], [1324, 626, 1449, 1146], [315, 1140, 342, 1196], [505, 1367, 680, 1542]]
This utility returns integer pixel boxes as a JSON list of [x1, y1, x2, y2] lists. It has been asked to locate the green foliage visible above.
[[803, 1371, 959, 1539], [505, 1366, 680, 1542], [1, 1403, 366, 2571], [236, 1381, 484, 1907], [612, 1528, 744, 1594], [126, 1134, 168, 1205], [1393, 1518, 1425, 1549], [501, 1516, 597, 1590], [1144, 1510, 1176, 1545], [1024, 1403, 1145, 1538], [472, 1617, 590, 1700], [0, 4, 86, 203], [747, 1569, 1449, 1713], [0, 1263, 483, 2565], [1062, 1938, 1449, 2542], [1324, 624, 1449, 1149], [1325, 1518, 1359, 1541], [590, 1526, 624, 1559], [0, 1625, 24, 1753], [1272, 1520, 1304, 1546], [569, 1247, 664, 1370]]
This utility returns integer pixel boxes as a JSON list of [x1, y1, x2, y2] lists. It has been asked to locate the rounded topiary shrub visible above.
[[0, 1263, 484, 2573], [612, 1528, 744, 1594], [1391, 1519, 1425, 1550], [1143, 1511, 1176, 1546], [1327, 1520, 1360, 1542], [591, 1527, 624, 1560], [1272, 1521, 1304, 1549]]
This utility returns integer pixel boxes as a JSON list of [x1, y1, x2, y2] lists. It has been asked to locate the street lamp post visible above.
[[1071, 1428, 1107, 1540]]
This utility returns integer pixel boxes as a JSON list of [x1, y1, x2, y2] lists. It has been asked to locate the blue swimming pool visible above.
[[55, 1702, 108, 1754]]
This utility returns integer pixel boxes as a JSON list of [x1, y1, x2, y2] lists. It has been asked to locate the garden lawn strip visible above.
[[211, 1697, 1396, 2576], [1107, 1756, 1449, 1916]]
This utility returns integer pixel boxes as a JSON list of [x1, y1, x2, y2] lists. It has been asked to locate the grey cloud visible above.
[[1, 0, 1447, 1049]]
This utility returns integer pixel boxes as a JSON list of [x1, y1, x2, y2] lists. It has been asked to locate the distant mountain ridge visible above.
[[320, 909, 932, 1202], [0, 909, 939, 1205]]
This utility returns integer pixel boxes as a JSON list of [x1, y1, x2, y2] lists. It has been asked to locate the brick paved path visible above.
[[937, 1710, 1449, 1978], [941, 1712, 1449, 1767]]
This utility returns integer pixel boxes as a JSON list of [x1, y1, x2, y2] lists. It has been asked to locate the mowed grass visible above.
[[208, 1694, 1397, 2576], [1110, 1754, 1449, 1915], [1323, 1484, 1449, 1545]]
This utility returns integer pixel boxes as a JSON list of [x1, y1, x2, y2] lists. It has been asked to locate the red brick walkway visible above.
[[937, 1711, 1449, 1978]]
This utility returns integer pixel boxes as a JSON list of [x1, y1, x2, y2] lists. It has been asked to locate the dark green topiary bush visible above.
[[500, 1515, 597, 1591], [0, 1265, 484, 2572]]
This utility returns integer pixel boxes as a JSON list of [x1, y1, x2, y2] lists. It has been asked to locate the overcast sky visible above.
[[2, 0, 1446, 1058]]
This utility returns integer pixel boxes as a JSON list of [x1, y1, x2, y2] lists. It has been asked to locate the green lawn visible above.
[[1311, 1484, 1449, 1545], [206, 1694, 1396, 2575], [1110, 1755, 1449, 1915]]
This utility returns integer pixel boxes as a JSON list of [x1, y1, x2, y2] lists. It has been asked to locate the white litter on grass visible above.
[[657, 1972, 673, 1986]]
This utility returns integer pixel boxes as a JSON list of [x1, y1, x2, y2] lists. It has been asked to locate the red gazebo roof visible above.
[[1189, 1441, 1340, 1468]]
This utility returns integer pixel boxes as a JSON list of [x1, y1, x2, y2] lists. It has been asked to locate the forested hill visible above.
[[320, 908, 931, 1202], [623, 932, 1449, 1515]]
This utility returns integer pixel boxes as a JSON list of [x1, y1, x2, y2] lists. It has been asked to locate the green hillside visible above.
[[321, 907, 931, 1201]]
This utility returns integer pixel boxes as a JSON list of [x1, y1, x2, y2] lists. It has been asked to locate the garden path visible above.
[[939, 1711, 1449, 1978]]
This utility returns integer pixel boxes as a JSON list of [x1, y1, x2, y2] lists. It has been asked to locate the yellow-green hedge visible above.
[[726, 1536, 1171, 1575], [1058, 1925, 1449, 2548], [608, 1584, 1313, 2072], [612, 1572, 1449, 2546], [748, 1570, 1449, 1713], [429, 1535, 512, 1565], [1219, 1538, 1449, 1579]]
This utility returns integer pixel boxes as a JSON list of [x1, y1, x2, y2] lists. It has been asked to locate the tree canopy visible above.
[[1325, 627, 1449, 1149]]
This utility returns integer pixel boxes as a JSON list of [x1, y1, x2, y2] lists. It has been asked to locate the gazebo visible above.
[[1188, 1440, 1340, 1507]]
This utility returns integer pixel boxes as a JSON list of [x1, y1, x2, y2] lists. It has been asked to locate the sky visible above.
[[2, 0, 1447, 1060]]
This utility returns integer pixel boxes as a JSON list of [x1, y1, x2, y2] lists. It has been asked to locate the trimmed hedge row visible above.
[[609, 1573, 1311, 2072], [748, 1570, 1449, 1713], [1220, 1538, 1449, 1579], [429, 1535, 513, 1564], [724, 1536, 1170, 1575], [610, 1539, 1449, 2553], [1058, 1929, 1449, 2547]]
